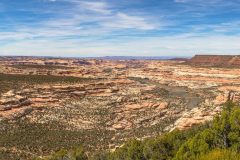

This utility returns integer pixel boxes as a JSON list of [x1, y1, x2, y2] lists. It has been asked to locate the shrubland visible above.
[[39, 100, 240, 160]]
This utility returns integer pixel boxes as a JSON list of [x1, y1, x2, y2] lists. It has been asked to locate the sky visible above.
[[0, 0, 240, 57]]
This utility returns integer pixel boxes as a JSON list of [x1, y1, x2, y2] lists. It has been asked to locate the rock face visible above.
[[0, 91, 31, 110], [172, 106, 221, 131], [0, 90, 32, 119], [188, 55, 240, 67]]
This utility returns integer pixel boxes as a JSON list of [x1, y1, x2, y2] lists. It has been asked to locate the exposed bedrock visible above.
[[188, 55, 240, 67]]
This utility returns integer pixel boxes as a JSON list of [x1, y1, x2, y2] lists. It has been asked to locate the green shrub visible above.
[[197, 149, 240, 160]]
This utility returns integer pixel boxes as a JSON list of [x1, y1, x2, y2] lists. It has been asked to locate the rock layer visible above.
[[188, 55, 240, 67]]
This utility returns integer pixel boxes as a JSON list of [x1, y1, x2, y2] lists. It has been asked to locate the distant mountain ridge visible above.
[[98, 56, 190, 60], [0, 56, 190, 60], [188, 55, 240, 67]]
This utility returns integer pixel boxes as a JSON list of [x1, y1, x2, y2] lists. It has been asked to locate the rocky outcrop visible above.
[[0, 90, 33, 119], [173, 106, 220, 130], [188, 55, 240, 67], [0, 91, 31, 111]]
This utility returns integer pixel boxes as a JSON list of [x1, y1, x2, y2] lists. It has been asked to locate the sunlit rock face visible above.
[[188, 55, 240, 67]]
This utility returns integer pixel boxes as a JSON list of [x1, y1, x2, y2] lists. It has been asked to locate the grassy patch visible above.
[[0, 74, 98, 85], [0, 118, 115, 160]]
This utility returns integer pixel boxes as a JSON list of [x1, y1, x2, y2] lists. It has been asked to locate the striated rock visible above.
[[0, 90, 32, 119], [172, 106, 221, 131], [71, 91, 86, 96], [188, 55, 240, 67], [125, 104, 143, 110], [155, 102, 169, 110]]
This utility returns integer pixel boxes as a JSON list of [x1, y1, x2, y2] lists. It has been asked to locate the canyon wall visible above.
[[188, 55, 240, 67]]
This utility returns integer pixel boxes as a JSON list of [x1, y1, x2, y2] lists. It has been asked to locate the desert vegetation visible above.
[[38, 101, 240, 160]]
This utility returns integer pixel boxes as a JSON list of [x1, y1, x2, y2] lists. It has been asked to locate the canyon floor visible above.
[[0, 57, 240, 159]]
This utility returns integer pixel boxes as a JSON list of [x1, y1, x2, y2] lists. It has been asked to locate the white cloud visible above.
[[174, 0, 239, 8], [1, 34, 240, 57], [101, 13, 158, 30], [79, 1, 112, 14], [0, 0, 160, 43]]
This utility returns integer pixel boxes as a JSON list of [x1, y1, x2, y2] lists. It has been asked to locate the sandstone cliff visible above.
[[188, 55, 240, 67]]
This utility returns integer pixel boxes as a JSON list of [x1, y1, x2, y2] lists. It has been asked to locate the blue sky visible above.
[[0, 0, 240, 57]]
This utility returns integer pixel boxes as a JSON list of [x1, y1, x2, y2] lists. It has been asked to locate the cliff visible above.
[[188, 55, 240, 67]]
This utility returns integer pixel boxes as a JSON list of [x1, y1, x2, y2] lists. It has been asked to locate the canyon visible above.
[[0, 55, 240, 159]]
